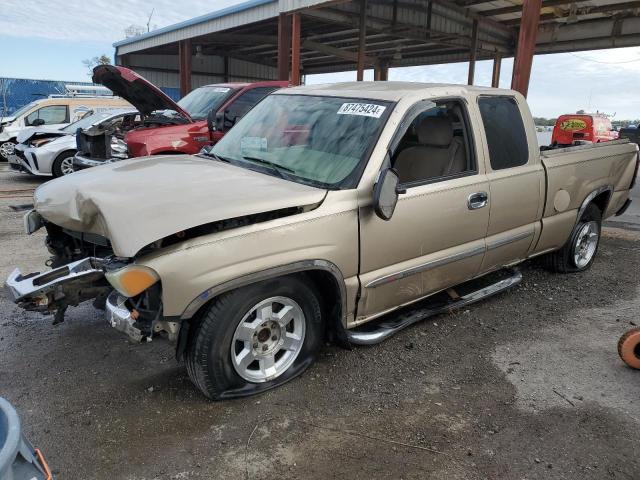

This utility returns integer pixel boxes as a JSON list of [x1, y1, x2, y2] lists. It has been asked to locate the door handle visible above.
[[467, 191, 489, 210]]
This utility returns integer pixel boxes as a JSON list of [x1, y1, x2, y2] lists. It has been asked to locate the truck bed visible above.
[[540, 139, 638, 220]]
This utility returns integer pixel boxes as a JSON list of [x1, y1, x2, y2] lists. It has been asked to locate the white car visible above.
[[10, 109, 136, 177], [0, 96, 131, 161]]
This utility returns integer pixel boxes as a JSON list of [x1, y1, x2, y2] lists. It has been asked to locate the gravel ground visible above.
[[1, 166, 639, 480]]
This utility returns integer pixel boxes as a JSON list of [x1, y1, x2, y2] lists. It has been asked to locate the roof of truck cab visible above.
[[275, 81, 516, 102], [201, 81, 289, 89]]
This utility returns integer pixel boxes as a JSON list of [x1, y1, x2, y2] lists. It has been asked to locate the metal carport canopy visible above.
[[113, 0, 640, 96]]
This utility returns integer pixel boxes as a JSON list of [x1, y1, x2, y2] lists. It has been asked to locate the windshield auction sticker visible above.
[[337, 103, 386, 118], [241, 136, 268, 154]]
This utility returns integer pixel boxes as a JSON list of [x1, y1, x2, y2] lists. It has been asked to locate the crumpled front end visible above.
[[5, 210, 174, 343], [6, 257, 110, 325]]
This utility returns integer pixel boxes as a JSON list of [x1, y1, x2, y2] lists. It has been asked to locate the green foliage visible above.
[[81, 54, 112, 77]]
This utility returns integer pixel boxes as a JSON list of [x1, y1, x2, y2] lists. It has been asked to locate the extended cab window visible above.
[[478, 96, 528, 170], [224, 87, 280, 127], [25, 105, 68, 126], [391, 100, 475, 186]]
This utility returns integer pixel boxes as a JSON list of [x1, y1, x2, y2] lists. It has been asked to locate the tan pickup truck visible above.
[[6, 82, 638, 399]]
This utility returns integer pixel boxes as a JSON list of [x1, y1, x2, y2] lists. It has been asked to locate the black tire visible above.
[[542, 203, 602, 273], [0, 140, 16, 161], [51, 150, 77, 177], [185, 275, 323, 400]]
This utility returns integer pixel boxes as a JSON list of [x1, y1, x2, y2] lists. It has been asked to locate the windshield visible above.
[[61, 110, 126, 132], [177, 86, 235, 120], [4, 101, 39, 120], [210, 94, 391, 189]]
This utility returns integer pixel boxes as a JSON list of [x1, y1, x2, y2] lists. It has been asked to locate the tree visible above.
[[82, 54, 111, 77]]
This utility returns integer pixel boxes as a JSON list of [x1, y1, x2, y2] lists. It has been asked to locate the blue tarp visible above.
[[0, 77, 181, 116]]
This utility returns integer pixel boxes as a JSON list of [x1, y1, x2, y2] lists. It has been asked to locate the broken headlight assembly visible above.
[[105, 264, 160, 297], [23, 210, 44, 235], [110, 137, 129, 160]]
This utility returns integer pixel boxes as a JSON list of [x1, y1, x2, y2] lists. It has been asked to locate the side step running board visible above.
[[346, 268, 522, 345]]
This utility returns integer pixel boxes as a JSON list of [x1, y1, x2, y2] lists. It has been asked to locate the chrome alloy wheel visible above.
[[60, 156, 75, 175], [231, 296, 306, 383], [0, 141, 16, 159], [573, 221, 599, 268]]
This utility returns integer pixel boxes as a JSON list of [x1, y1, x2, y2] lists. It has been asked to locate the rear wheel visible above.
[[185, 275, 323, 399], [542, 203, 602, 273], [52, 151, 76, 177]]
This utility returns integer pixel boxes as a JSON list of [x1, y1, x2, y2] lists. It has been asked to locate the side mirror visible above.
[[31, 118, 45, 126], [207, 109, 216, 133], [215, 111, 225, 132], [373, 168, 404, 221]]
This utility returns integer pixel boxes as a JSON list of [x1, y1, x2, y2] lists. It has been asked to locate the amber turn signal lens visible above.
[[105, 265, 160, 298]]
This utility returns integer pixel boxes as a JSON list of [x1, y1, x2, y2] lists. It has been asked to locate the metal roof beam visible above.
[[302, 7, 511, 53], [480, 0, 590, 17], [367, 0, 512, 37], [504, 1, 640, 25], [301, 38, 376, 64], [204, 48, 277, 67]]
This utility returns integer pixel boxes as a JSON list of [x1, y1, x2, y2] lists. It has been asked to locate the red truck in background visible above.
[[552, 113, 617, 147], [74, 66, 287, 169], [126, 80, 289, 157]]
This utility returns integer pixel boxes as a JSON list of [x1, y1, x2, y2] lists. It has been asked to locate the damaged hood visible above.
[[93, 65, 191, 119], [17, 127, 67, 144], [33, 155, 326, 257]]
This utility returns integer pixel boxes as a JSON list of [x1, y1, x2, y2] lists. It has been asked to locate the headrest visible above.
[[417, 116, 453, 147]]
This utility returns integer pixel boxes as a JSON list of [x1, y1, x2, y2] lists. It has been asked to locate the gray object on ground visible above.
[[0, 397, 48, 480]]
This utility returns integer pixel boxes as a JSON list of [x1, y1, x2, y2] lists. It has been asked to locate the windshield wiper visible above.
[[241, 155, 295, 179], [199, 147, 231, 163]]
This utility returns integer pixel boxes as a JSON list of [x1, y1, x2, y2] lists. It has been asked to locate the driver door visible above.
[[356, 99, 489, 321]]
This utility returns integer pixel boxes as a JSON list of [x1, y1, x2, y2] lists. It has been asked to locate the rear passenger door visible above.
[[476, 95, 544, 273]]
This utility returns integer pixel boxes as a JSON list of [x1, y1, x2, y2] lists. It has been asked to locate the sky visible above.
[[2, 0, 640, 119]]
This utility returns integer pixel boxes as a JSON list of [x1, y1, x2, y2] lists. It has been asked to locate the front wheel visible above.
[[542, 203, 602, 273], [0, 140, 16, 161], [185, 276, 323, 399], [52, 151, 76, 177]]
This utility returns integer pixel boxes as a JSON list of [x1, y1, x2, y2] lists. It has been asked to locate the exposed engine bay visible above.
[[76, 111, 189, 160]]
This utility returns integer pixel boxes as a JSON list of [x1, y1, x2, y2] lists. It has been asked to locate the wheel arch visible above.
[[174, 260, 350, 356], [54, 149, 77, 161], [578, 185, 612, 220]]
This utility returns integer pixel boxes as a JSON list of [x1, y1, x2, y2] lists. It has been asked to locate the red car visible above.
[[75, 66, 287, 168], [552, 113, 617, 147]]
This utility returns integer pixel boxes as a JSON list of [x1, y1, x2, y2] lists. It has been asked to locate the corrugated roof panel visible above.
[[116, 0, 279, 54]]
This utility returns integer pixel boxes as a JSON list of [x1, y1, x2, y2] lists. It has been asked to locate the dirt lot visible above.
[[1, 165, 639, 480]]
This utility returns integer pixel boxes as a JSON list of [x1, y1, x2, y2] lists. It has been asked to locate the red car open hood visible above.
[[92, 65, 192, 120]]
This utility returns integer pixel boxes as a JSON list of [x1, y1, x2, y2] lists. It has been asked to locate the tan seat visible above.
[[394, 116, 466, 184]]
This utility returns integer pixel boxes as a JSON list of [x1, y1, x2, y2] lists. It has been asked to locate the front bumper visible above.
[[105, 291, 149, 343], [12, 145, 54, 176], [5, 257, 108, 312], [6, 257, 176, 343]]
